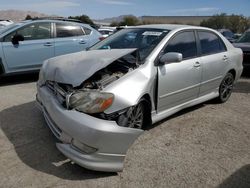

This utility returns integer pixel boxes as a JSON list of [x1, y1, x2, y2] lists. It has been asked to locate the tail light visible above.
[[99, 37, 106, 41]]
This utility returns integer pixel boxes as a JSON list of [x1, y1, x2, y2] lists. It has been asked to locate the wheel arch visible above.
[[228, 69, 236, 79], [0, 57, 5, 75], [140, 93, 152, 128]]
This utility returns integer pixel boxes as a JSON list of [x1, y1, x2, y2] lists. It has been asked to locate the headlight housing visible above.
[[67, 91, 114, 114]]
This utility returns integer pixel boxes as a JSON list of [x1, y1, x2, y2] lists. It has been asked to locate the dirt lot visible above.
[[0, 73, 250, 188]]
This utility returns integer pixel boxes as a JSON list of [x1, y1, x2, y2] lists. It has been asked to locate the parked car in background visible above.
[[98, 27, 116, 38], [0, 18, 102, 76], [0, 20, 13, 28], [37, 24, 243, 172], [0, 20, 13, 30], [233, 29, 250, 70], [218, 29, 237, 43]]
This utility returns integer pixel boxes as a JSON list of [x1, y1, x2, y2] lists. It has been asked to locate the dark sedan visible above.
[[233, 29, 250, 70]]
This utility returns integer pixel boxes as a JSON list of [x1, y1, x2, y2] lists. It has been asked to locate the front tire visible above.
[[117, 101, 147, 129], [217, 72, 235, 103]]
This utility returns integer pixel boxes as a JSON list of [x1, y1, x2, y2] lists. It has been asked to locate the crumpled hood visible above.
[[43, 48, 136, 87], [233, 43, 250, 52]]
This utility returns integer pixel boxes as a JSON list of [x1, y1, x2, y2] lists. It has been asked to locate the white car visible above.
[[0, 20, 13, 28], [98, 27, 116, 38], [37, 24, 243, 172]]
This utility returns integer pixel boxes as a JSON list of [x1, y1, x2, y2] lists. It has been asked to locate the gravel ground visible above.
[[0, 72, 250, 188]]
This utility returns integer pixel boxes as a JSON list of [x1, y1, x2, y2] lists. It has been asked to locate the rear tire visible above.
[[217, 72, 234, 103]]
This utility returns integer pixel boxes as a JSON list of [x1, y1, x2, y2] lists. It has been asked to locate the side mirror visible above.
[[11, 34, 24, 45], [158, 52, 183, 65]]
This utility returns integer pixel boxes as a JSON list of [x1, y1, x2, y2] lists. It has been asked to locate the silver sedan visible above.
[[36, 24, 243, 172]]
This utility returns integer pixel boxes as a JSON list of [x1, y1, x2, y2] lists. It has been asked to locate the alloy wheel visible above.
[[219, 73, 234, 102]]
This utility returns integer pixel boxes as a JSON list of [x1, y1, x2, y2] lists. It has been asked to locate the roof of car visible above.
[[127, 24, 210, 31], [21, 18, 91, 27]]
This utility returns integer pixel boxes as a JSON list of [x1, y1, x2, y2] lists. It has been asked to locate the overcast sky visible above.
[[0, 0, 249, 19]]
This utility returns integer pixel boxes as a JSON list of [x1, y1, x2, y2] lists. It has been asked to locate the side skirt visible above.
[[151, 90, 219, 124]]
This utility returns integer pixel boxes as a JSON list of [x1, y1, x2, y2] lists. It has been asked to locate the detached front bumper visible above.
[[36, 86, 143, 172]]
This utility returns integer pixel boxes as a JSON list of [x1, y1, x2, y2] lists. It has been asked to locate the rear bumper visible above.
[[36, 86, 143, 172]]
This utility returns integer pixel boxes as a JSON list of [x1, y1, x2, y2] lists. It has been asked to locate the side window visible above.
[[56, 23, 84, 38], [83, 27, 92, 35], [4, 22, 51, 42], [164, 31, 197, 59], [198, 31, 226, 55]]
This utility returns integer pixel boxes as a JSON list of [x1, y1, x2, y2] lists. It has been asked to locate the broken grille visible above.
[[46, 81, 67, 106]]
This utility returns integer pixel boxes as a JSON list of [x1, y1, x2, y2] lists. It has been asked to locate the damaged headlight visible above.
[[67, 91, 114, 114]]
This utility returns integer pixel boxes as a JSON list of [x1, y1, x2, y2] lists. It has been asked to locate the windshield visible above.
[[236, 31, 250, 43], [222, 31, 234, 38], [0, 23, 20, 35], [90, 28, 169, 61]]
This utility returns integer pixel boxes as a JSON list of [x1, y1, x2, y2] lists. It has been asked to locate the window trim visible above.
[[195, 29, 227, 57]]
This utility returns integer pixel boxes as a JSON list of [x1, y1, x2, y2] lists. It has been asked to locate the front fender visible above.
[[0, 44, 6, 74], [104, 63, 157, 114]]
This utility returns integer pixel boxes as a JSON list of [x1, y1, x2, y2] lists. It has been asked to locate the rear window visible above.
[[237, 32, 250, 43], [56, 23, 84, 38], [198, 31, 226, 55], [83, 27, 92, 35]]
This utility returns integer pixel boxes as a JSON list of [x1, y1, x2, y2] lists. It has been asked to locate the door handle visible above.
[[44, 42, 53, 47], [193, 62, 201, 68], [79, 40, 86, 44], [223, 55, 228, 61]]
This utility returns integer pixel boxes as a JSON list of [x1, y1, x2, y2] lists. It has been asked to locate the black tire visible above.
[[217, 72, 235, 103], [0, 62, 4, 76]]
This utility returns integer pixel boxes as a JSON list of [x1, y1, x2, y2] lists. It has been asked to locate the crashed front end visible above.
[[36, 49, 144, 172]]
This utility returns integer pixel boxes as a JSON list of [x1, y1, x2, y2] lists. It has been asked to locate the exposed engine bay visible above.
[[80, 53, 139, 90]]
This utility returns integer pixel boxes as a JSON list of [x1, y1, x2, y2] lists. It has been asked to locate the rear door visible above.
[[157, 31, 202, 112], [197, 30, 228, 96], [54, 22, 89, 56], [2, 22, 54, 71]]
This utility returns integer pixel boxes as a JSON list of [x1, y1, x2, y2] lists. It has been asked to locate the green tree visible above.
[[68, 14, 94, 25], [200, 13, 250, 33], [200, 13, 228, 29], [110, 21, 119, 27], [25, 14, 32, 20], [119, 16, 139, 26]]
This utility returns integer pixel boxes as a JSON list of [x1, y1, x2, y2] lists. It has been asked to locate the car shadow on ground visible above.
[[0, 73, 39, 86], [146, 103, 205, 130], [241, 69, 250, 78], [0, 101, 116, 180], [217, 164, 250, 188], [233, 69, 250, 94], [233, 79, 250, 93]]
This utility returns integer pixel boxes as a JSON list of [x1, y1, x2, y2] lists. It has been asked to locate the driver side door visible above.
[[2, 22, 54, 72], [157, 30, 202, 112]]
